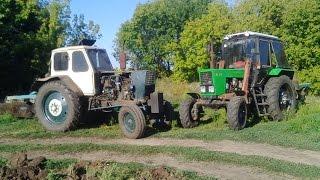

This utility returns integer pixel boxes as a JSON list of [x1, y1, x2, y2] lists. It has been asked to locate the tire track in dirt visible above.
[[1, 137, 320, 166], [17, 151, 293, 180]]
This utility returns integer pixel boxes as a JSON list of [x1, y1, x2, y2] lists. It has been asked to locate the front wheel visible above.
[[227, 96, 247, 130], [179, 98, 199, 128], [118, 105, 146, 139]]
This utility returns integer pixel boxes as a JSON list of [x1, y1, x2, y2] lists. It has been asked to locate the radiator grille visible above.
[[200, 72, 212, 85], [145, 71, 156, 85]]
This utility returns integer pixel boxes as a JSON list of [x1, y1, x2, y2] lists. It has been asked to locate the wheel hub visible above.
[[43, 91, 68, 124], [279, 85, 293, 111], [124, 113, 136, 133], [48, 99, 62, 116]]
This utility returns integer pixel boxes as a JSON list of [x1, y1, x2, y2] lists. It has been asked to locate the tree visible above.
[[0, 0, 45, 96], [114, 0, 213, 76], [280, 0, 320, 70], [0, 0, 102, 98], [172, 2, 232, 81], [66, 14, 102, 46], [231, 0, 288, 34]]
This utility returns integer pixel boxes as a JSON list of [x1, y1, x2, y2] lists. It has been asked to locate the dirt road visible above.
[[1, 137, 320, 166]]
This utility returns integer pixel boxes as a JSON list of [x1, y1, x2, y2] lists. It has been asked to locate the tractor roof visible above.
[[224, 31, 279, 40], [52, 45, 104, 53]]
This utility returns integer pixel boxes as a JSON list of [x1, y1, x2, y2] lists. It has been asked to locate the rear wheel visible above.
[[265, 76, 297, 121], [227, 96, 247, 130], [119, 105, 146, 139], [35, 81, 81, 131], [179, 98, 199, 128]]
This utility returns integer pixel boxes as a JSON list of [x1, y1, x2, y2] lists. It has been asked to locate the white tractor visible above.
[[29, 40, 172, 139]]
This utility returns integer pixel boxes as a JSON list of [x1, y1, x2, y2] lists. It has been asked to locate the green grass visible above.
[[1, 89, 320, 151], [0, 156, 213, 180], [87, 162, 214, 180], [1, 96, 320, 151], [0, 143, 318, 178]]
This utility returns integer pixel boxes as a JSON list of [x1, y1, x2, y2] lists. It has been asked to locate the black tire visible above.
[[264, 75, 297, 121], [35, 81, 81, 131], [179, 98, 199, 128], [118, 105, 146, 139], [227, 96, 247, 130]]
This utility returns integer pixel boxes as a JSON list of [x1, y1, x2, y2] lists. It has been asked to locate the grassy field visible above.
[[0, 156, 210, 180], [0, 95, 319, 151], [0, 78, 320, 179]]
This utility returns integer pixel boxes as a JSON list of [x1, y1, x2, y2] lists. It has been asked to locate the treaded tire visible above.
[[264, 75, 297, 121], [35, 81, 81, 131], [227, 96, 247, 130], [119, 105, 146, 139], [179, 98, 199, 128]]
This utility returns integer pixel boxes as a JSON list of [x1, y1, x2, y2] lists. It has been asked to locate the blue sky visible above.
[[70, 0, 234, 67]]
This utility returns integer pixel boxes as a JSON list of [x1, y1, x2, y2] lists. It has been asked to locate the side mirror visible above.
[[119, 52, 126, 71]]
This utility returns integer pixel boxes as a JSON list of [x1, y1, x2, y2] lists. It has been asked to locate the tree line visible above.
[[0, 0, 101, 98], [114, 0, 320, 89]]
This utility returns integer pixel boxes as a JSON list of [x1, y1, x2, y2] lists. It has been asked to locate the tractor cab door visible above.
[[68, 50, 95, 96]]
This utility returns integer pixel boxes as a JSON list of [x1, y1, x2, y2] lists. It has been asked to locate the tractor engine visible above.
[[100, 74, 134, 101], [90, 70, 157, 110]]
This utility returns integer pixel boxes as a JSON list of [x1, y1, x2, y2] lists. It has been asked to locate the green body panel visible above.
[[268, 67, 295, 78], [198, 68, 244, 97]]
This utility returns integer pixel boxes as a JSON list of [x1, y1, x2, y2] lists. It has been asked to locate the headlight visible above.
[[200, 86, 206, 93], [232, 78, 239, 87], [208, 86, 215, 93]]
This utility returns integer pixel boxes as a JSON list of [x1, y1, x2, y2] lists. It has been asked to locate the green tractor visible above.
[[179, 31, 309, 130]]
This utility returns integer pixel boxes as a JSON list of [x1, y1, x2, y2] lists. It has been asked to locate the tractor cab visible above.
[[221, 31, 289, 69]]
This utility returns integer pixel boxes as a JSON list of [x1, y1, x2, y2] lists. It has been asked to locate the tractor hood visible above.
[[198, 68, 244, 97]]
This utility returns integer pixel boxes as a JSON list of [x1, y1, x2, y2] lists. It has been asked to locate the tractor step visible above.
[[251, 87, 269, 117]]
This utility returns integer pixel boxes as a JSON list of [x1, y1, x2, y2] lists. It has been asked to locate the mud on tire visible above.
[[35, 81, 81, 131], [227, 96, 247, 130], [119, 105, 146, 139], [179, 98, 199, 128], [264, 75, 297, 121]]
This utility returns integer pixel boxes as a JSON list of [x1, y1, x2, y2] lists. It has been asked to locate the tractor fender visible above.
[[186, 93, 201, 99], [31, 76, 84, 96]]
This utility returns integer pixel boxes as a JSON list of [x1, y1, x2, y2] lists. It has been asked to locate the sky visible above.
[[70, 0, 234, 67]]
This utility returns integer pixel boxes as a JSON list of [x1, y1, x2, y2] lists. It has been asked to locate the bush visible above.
[[296, 66, 320, 95], [156, 77, 199, 105]]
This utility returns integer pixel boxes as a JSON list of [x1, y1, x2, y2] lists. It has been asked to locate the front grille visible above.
[[200, 72, 212, 85], [145, 71, 156, 85]]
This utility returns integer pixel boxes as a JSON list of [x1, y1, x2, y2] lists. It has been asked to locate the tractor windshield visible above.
[[87, 49, 113, 71], [222, 38, 256, 68]]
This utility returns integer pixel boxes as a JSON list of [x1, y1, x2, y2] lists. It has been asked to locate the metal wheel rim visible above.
[[43, 91, 68, 124], [279, 84, 294, 111], [124, 112, 136, 133]]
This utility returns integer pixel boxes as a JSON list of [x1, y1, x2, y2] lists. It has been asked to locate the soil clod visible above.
[[1, 154, 47, 180]]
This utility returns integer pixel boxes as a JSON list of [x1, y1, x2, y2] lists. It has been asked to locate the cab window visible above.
[[72, 51, 89, 72], [259, 40, 270, 66], [54, 52, 69, 71], [272, 41, 288, 67]]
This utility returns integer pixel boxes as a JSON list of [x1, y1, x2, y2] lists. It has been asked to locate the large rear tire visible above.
[[179, 98, 199, 128], [227, 96, 247, 130], [35, 81, 81, 131], [119, 105, 146, 139], [264, 75, 297, 121]]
